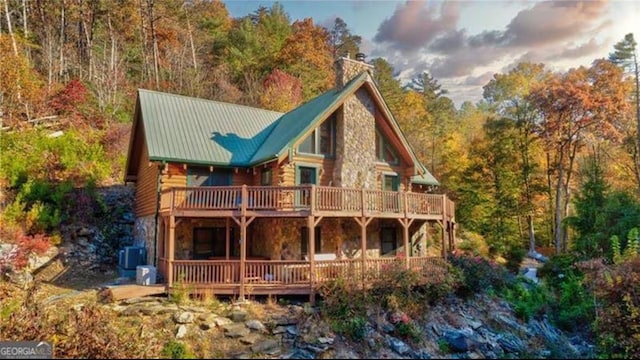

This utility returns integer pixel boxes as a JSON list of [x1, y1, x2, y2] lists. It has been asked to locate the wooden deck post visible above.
[[225, 217, 230, 260], [354, 216, 371, 283], [398, 218, 411, 269], [167, 215, 175, 288], [239, 185, 248, 300], [308, 216, 316, 305]]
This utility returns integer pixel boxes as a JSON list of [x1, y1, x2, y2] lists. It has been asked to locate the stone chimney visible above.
[[334, 52, 375, 89], [332, 52, 377, 190]]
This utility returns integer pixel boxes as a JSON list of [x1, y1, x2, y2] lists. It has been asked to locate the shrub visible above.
[[332, 315, 368, 342], [501, 280, 550, 322], [554, 275, 595, 332], [593, 257, 640, 358], [538, 253, 583, 291], [161, 340, 195, 359], [504, 245, 526, 274], [449, 252, 513, 297], [0, 284, 159, 358]]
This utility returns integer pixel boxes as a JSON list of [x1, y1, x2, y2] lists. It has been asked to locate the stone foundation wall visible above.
[[134, 215, 156, 265]]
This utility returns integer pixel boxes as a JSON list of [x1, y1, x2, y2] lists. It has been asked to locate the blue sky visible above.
[[223, 1, 640, 106]]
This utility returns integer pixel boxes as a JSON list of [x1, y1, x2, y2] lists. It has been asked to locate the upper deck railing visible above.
[[160, 185, 454, 220]]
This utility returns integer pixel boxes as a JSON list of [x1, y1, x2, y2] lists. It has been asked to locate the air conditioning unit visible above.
[[118, 246, 146, 270]]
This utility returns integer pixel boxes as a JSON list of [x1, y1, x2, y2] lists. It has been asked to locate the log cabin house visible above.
[[125, 55, 456, 300]]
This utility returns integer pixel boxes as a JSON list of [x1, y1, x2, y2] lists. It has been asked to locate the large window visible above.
[[261, 169, 272, 186], [380, 227, 397, 256], [375, 128, 399, 164], [301, 227, 322, 259], [188, 167, 232, 186], [298, 115, 336, 156], [193, 227, 226, 259]]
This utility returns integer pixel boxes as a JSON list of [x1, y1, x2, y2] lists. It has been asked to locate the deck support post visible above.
[[397, 218, 414, 269], [239, 216, 247, 300], [239, 185, 248, 300], [225, 217, 230, 260], [354, 216, 372, 284], [167, 215, 176, 288], [308, 215, 316, 305], [436, 220, 447, 261]]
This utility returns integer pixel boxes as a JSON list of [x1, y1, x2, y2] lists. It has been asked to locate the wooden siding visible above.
[[162, 163, 187, 191], [292, 155, 335, 186], [135, 145, 160, 217], [375, 162, 412, 190], [232, 169, 253, 186]]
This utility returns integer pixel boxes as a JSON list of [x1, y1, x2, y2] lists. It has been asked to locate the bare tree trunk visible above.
[[22, 0, 27, 36], [146, 0, 159, 88], [78, 0, 96, 81], [4, 0, 19, 56], [527, 215, 536, 253], [138, 0, 149, 82], [59, 0, 66, 80], [183, 5, 197, 71]]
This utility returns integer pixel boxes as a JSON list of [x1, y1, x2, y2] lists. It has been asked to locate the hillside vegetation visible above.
[[1, 1, 639, 358]]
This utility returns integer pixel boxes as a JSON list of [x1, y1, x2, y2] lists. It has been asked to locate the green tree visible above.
[[609, 33, 640, 191], [483, 63, 549, 254], [567, 150, 610, 258], [530, 60, 629, 254], [328, 17, 361, 59], [371, 57, 404, 115]]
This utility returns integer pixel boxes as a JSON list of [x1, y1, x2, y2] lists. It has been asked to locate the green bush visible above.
[[504, 246, 526, 274], [332, 316, 368, 342], [554, 275, 594, 332], [449, 252, 514, 297], [501, 280, 550, 321], [161, 340, 195, 359], [538, 253, 583, 291]]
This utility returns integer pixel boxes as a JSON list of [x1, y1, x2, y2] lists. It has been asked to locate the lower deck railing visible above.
[[159, 256, 447, 292]]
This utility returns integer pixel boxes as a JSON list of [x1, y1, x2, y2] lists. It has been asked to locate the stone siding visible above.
[[334, 57, 374, 89], [334, 88, 377, 189], [134, 215, 156, 265]]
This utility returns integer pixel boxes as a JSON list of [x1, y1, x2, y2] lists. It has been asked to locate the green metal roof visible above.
[[411, 170, 440, 186], [134, 73, 439, 187], [250, 73, 369, 164], [138, 89, 283, 166]]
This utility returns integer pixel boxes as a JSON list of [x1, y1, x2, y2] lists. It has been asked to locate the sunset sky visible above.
[[223, 0, 640, 106]]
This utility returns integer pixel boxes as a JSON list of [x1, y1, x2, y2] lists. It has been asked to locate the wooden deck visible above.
[[158, 256, 448, 296], [159, 185, 455, 221]]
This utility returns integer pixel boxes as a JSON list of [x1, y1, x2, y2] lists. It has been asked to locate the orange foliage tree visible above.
[[530, 59, 631, 254], [276, 18, 335, 100]]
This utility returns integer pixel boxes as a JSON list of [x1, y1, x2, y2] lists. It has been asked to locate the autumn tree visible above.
[[277, 18, 334, 100], [410, 72, 456, 178], [530, 60, 630, 254], [259, 69, 302, 112], [609, 33, 640, 190], [483, 62, 549, 254]]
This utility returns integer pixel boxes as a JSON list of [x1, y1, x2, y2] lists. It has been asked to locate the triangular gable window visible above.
[[375, 127, 398, 164]]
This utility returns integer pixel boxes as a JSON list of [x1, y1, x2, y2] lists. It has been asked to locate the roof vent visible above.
[[355, 53, 366, 62]]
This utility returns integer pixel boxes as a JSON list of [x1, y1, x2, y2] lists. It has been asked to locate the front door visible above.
[[382, 174, 399, 211], [193, 227, 226, 260], [380, 227, 397, 256], [296, 166, 317, 207]]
